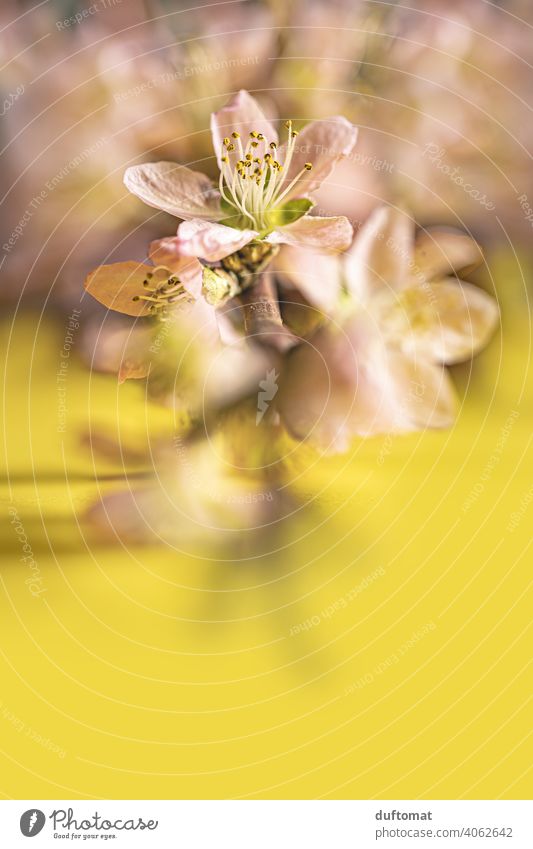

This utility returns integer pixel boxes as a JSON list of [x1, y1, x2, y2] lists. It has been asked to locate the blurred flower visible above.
[[0, 8, 275, 303], [276, 206, 499, 452], [334, 0, 533, 242], [271, 0, 391, 118], [85, 438, 278, 545], [97, 0, 279, 156], [84, 407, 293, 548]]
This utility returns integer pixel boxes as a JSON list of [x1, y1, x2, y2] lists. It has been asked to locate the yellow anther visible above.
[[304, 162, 313, 170], [269, 141, 277, 149], [223, 137, 230, 146], [231, 131, 240, 138], [221, 156, 229, 164], [257, 133, 264, 141], [250, 130, 259, 138], [284, 120, 291, 129], [227, 143, 235, 151], [251, 141, 259, 148], [292, 130, 299, 137], [245, 153, 252, 161]]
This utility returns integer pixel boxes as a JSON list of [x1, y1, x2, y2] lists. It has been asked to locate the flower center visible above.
[[218, 120, 312, 231]]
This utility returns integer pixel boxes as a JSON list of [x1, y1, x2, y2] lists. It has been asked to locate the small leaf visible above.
[[84, 262, 156, 316], [265, 198, 314, 231]]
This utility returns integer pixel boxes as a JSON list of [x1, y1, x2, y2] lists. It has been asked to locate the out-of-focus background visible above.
[[0, 0, 531, 799]]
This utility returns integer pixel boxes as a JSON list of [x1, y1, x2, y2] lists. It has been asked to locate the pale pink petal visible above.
[[184, 297, 220, 338], [278, 317, 408, 451], [344, 205, 414, 303], [210, 90, 278, 166], [174, 219, 258, 262], [277, 324, 360, 453], [84, 261, 156, 316], [339, 316, 456, 435], [376, 280, 499, 364], [124, 162, 222, 220], [412, 228, 483, 283], [267, 215, 353, 252], [386, 354, 457, 430], [149, 238, 203, 298], [278, 313, 457, 452], [277, 117, 358, 198], [275, 245, 342, 313], [203, 341, 273, 409]]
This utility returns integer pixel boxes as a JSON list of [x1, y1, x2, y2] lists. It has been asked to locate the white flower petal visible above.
[[124, 162, 222, 220], [210, 90, 278, 166], [278, 313, 457, 452], [412, 228, 483, 283], [386, 352, 458, 430], [267, 215, 353, 252], [344, 206, 414, 302], [275, 246, 341, 313], [277, 117, 358, 198], [175, 219, 258, 262], [380, 280, 500, 364]]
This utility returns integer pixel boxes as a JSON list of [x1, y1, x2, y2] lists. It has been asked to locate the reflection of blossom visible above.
[[277, 206, 499, 452], [85, 426, 287, 546]]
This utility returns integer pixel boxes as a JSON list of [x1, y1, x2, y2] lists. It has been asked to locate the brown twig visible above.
[[239, 273, 299, 352]]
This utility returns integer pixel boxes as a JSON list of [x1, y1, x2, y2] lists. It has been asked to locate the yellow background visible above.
[[0, 251, 530, 799]]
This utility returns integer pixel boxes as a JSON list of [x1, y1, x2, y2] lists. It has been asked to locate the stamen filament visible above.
[[217, 121, 313, 230]]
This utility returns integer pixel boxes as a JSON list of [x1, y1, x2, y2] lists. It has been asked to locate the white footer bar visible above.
[[0, 800, 531, 848]]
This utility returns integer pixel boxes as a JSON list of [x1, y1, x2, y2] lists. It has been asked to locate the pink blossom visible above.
[[123, 90, 357, 262], [277, 206, 499, 451]]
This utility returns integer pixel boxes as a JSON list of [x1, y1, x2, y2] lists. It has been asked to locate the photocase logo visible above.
[[20, 809, 46, 837], [256, 368, 279, 424]]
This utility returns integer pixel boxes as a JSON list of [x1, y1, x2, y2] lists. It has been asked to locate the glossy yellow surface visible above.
[[0, 254, 531, 799]]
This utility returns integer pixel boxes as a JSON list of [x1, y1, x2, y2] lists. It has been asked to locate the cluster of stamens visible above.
[[132, 267, 194, 319], [218, 120, 313, 231]]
